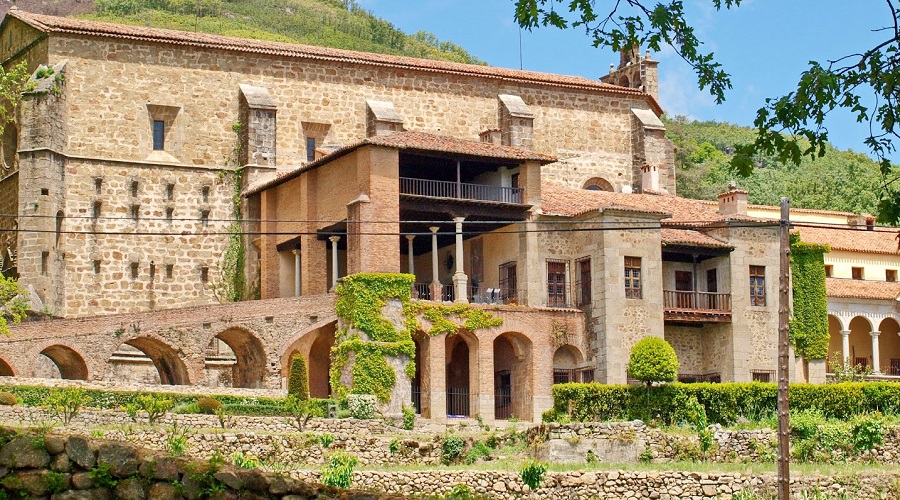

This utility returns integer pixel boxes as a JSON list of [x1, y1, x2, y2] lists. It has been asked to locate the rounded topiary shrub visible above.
[[196, 397, 223, 414], [0, 391, 17, 406], [627, 337, 679, 386], [287, 354, 309, 401]]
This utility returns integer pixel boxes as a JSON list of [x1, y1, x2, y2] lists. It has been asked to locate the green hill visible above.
[[16, 0, 485, 65], [665, 116, 893, 216]]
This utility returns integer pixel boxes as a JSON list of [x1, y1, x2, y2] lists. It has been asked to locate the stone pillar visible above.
[[452, 217, 468, 304], [840, 329, 851, 368], [477, 339, 495, 423], [293, 249, 302, 297], [429, 227, 441, 301], [329, 236, 340, 292], [427, 334, 448, 422], [871, 331, 882, 374], [406, 235, 415, 277]]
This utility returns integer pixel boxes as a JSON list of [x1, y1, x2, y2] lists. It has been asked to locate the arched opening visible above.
[[0, 358, 14, 377], [124, 337, 190, 385], [618, 75, 631, 88], [446, 334, 472, 417], [214, 328, 267, 389], [552, 344, 584, 384], [494, 332, 533, 421], [37, 345, 88, 380], [279, 321, 337, 396], [827, 315, 843, 364], [55, 211, 64, 248], [848, 316, 874, 370], [583, 177, 614, 192], [878, 318, 900, 376]]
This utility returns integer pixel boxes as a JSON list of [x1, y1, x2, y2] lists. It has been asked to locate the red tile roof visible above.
[[661, 228, 732, 249], [6, 9, 660, 112], [826, 278, 900, 300], [796, 225, 900, 256], [244, 131, 555, 196]]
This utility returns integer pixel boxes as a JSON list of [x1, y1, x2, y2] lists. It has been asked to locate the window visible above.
[[200, 266, 209, 283], [94, 178, 103, 195], [55, 211, 63, 248], [576, 257, 591, 306], [306, 136, 317, 163], [149, 262, 155, 281], [201, 185, 210, 203], [40, 188, 48, 196], [499, 261, 517, 303], [852, 267, 864, 280], [41, 251, 48, 275], [131, 181, 139, 198], [750, 265, 766, 306], [92, 201, 102, 219], [624, 257, 642, 299], [93, 260, 101, 275], [547, 260, 568, 307], [887, 270, 897, 282], [152, 120, 165, 151], [825, 265, 833, 278], [200, 210, 209, 228], [165, 264, 174, 279], [165, 207, 174, 223], [751, 371, 773, 383], [131, 204, 140, 221], [130, 262, 139, 280], [166, 183, 174, 201]]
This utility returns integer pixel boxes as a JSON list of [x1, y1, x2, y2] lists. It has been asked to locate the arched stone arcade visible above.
[[213, 327, 267, 389], [37, 345, 89, 380], [493, 332, 533, 421], [279, 320, 338, 397], [552, 344, 585, 384], [119, 337, 191, 385], [828, 313, 900, 376], [0, 357, 14, 377]]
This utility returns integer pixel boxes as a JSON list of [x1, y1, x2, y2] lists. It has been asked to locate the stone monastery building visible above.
[[1, 8, 869, 422]]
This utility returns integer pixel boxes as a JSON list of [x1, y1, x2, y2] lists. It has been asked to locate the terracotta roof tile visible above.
[[244, 131, 554, 196], [797, 225, 900, 255], [7, 10, 658, 107], [661, 228, 732, 249], [826, 278, 900, 300]]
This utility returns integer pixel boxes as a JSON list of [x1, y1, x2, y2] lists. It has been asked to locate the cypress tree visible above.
[[288, 354, 309, 401]]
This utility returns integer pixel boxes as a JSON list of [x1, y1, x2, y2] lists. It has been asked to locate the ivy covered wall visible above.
[[789, 233, 830, 359]]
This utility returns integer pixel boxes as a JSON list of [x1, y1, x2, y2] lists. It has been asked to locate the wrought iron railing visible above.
[[400, 177, 523, 204], [553, 367, 595, 384], [495, 386, 512, 420], [677, 372, 722, 384], [411, 384, 421, 414], [446, 387, 470, 417], [663, 290, 731, 312]]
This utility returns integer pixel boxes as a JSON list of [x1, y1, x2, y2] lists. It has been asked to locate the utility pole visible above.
[[777, 197, 791, 499]]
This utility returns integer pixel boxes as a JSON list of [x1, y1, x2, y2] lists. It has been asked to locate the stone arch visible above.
[[827, 314, 844, 362], [446, 332, 478, 417], [583, 177, 614, 192], [1, 122, 17, 170], [38, 345, 89, 380], [493, 331, 533, 421], [552, 344, 584, 384], [214, 327, 267, 389], [847, 316, 875, 369], [279, 320, 338, 396], [124, 337, 190, 385], [878, 317, 900, 375], [618, 75, 631, 88], [0, 357, 14, 376]]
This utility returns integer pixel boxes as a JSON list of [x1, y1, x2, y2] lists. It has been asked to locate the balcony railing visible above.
[[412, 283, 523, 305], [553, 367, 595, 384], [663, 290, 731, 312], [400, 177, 523, 204]]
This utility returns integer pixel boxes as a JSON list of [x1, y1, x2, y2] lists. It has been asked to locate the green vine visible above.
[[213, 123, 247, 303], [330, 273, 502, 402], [790, 232, 830, 359]]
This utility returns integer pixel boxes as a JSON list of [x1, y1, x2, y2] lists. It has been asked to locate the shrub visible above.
[[318, 433, 335, 448], [45, 388, 87, 424], [320, 451, 357, 489], [447, 484, 474, 500], [347, 394, 377, 419], [672, 392, 707, 429], [285, 395, 312, 431], [441, 434, 465, 465], [124, 394, 174, 425], [850, 412, 884, 451], [287, 354, 309, 401], [464, 441, 491, 464], [519, 460, 547, 491], [0, 391, 17, 406], [627, 337, 679, 386], [231, 452, 260, 469], [196, 397, 223, 415], [402, 404, 415, 430]]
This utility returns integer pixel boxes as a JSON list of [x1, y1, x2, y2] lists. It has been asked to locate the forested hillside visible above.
[[666, 116, 893, 216], [0, 0, 484, 64]]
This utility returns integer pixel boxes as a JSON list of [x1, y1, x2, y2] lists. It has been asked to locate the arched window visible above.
[[583, 177, 614, 192]]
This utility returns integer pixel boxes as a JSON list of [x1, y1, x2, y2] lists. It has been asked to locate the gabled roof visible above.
[[797, 225, 900, 256], [661, 228, 732, 249], [244, 131, 555, 196], [826, 278, 900, 301], [4, 10, 661, 113]]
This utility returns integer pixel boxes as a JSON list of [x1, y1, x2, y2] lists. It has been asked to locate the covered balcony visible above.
[[661, 228, 734, 324]]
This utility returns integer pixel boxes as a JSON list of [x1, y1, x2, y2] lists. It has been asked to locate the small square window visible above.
[[93, 260, 101, 275], [152, 120, 165, 151], [166, 183, 174, 201], [852, 267, 864, 280], [130, 262, 139, 280], [94, 178, 103, 195], [165, 264, 174, 279], [888, 270, 898, 282], [40, 188, 49, 196], [201, 186, 210, 203], [824, 265, 833, 278], [200, 266, 209, 283]]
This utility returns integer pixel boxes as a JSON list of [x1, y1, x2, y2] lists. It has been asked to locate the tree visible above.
[[287, 353, 310, 401], [0, 274, 27, 336], [627, 336, 679, 386], [514, 1, 900, 222]]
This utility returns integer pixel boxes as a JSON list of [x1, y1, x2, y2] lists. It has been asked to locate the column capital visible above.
[[453, 216, 466, 223], [870, 330, 882, 338], [839, 329, 851, 337], [429, 226, 440, 234], [328, 235, 341, 243], [405, 234, 416, 242], [292, 249, 302, 256]]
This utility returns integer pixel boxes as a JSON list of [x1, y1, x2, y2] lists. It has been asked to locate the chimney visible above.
[[479, 128, 502, 144], [238, 84, 277, 168], [365, 100, 404, 137], [848, 213, 876, 230], [717, 189, 749, 216], [498, 94, 534, 149], [640, 164, 660, 193]]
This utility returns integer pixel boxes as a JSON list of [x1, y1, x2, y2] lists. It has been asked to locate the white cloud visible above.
[[658, 60, 716, 119]]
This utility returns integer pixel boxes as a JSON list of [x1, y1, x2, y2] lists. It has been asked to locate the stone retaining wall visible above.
[[0, 376, 288, 398]]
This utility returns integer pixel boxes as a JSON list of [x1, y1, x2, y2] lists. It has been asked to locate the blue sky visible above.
[[359, 0, 894, 161]]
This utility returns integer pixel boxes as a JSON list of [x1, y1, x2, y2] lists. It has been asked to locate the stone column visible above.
[[329, 236, 340, 292], [293, 249, 302, 297], [429, 227, 441, 301], [452, 217, 468, 304], [427, 334, 448, 422], [840, 329, 851, 368], [870, 331, 882, 374], [406, 235, 415, 276]]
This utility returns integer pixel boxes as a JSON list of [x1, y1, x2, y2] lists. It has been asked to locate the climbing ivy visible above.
[[212, 123, 247, 303], [789, 233, 830, 359], [330, 273, 502, 402]]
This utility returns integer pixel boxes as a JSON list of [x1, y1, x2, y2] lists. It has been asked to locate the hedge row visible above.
[[546, 382, 900, 425], [0, 385, 342, 418]]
